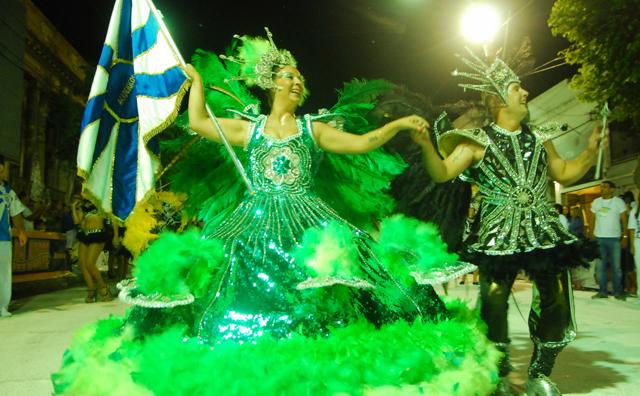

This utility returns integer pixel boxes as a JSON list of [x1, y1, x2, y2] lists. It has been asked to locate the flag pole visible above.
[[145, 0, 254, 194], [594, 102, 610, 180]]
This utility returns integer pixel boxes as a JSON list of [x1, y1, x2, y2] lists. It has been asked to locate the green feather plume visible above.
[[193, 47, 260, 114], [50, 316, 150, 396], [314, 79, 407, 230], [160, 48, 257, 225], [334, 79, 396, 111], [134, 229, 225, 298], [161, 134, 247, 229], [292, 222, 361, 278], [236, 36, 274, 83]]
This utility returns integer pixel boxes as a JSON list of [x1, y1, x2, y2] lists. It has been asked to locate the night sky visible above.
[[32, 0, 573, 112]]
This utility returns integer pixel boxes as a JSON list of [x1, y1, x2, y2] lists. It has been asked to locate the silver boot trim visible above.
[[525, 375, 562, 396]]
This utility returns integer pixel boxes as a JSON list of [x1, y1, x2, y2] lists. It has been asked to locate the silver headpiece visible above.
[[220, 27, 298, 91], [453, 48, 520, 104]]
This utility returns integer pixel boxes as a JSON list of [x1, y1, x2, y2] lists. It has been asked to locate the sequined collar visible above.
[[490, 122, 522, 136]]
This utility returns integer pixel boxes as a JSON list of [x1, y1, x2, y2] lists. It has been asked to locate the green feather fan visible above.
[[160, 48, 257, 225], [193, 47, 260, 115], [161, 134, 247, 230], [314, 79, 408, 230]]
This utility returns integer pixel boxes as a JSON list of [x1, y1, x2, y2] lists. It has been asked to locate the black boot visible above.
[[525, 340, 566, 396], [493, 342, 515, 396]]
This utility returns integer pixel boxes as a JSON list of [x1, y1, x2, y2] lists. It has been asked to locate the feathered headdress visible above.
[[220, 27, 308, 102], [453, 48, 520, 104]]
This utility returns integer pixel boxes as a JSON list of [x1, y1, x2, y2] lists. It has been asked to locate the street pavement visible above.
[[0, 279, 638, 396]]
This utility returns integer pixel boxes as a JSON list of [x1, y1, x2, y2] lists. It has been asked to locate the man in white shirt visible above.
[[0, 155, 28, 317], [590, 181, 628, 300]]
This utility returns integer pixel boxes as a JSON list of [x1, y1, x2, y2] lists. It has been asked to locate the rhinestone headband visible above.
[[220, 27, 298, 92], [453, 48, 520, 104]]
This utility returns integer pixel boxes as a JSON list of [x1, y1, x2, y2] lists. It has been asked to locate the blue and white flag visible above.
[[77, 0, 189, 221]]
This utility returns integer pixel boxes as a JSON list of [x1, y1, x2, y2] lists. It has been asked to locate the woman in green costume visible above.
[[53, 30, 499, 396], [183, 41, 450, 342]]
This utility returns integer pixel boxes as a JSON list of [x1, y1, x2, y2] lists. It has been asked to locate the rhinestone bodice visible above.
[[245, 115, 321, 194], [458, 124, 576, 255]]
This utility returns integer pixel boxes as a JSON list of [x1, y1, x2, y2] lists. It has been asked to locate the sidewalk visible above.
[[0, 281, 638, 395]]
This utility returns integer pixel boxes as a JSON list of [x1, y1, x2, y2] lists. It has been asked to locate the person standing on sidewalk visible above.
[[590, 181, 628, 300], [0, 154, 28, 317], [627, 192, 640, 302]]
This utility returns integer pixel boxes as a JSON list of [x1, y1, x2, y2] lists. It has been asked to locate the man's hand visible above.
[[392, 115, 429, 134], [410, 128, 432, 148]]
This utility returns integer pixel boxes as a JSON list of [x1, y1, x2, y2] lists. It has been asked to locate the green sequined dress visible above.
[[195, 113, 448, 343]]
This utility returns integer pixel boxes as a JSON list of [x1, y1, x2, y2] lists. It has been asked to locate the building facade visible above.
[[1, 0, 89, 203]]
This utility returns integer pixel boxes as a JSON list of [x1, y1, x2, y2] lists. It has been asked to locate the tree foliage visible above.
[[548, 0, 640, 125]]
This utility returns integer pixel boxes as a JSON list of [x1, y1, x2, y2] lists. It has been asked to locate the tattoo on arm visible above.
[[451, 146, 468, 163], [368, 133, 380, 143]]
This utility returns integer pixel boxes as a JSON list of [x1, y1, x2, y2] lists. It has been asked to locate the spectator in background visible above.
[[71, 198, 113, 303], [621, 191, 637, 296], [627, 192, 640, 301], [33, 200, 55, 231], [31, 199, 45, 231], [62, 202, 76, 259], [623, 191, 637, 211], [47, 200, 65, 232], [590, 181, 628, 300], [568, 206, 585, 238], [555, 204, 569, 229], [18, 191, 35, 231], [108, 223, 131, 281], [0, 154, 27, 317]]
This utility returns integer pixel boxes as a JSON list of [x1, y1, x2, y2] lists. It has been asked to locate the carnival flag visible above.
[[77, 0, 189, 221]]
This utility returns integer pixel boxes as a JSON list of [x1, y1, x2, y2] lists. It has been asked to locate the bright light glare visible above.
[[461, 4, 500, 44]]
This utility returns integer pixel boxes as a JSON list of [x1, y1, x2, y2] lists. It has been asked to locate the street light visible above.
[[460, 3, 501, 45]]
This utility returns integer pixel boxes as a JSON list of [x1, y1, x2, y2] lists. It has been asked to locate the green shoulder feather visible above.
[[314, 79, 407, 230]]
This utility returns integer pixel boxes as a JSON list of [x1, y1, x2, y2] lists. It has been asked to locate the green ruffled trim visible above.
[[375, 214, 460, 288], [52, 301, 499, 396]]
